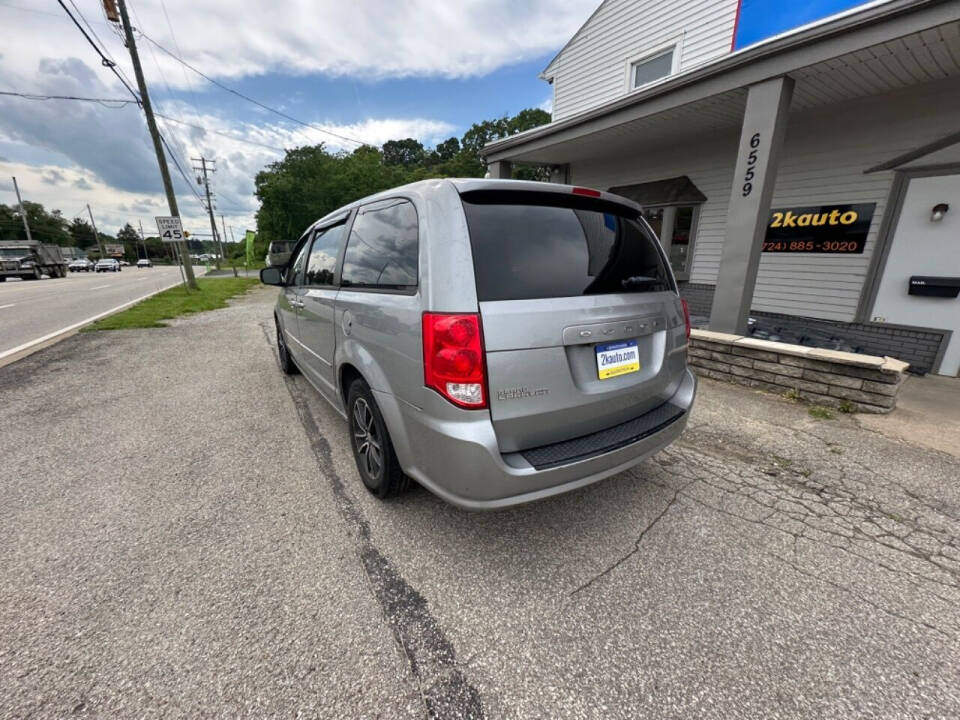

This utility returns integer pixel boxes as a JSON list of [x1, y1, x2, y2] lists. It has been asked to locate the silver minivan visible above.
[[261, 178, 695, 509]]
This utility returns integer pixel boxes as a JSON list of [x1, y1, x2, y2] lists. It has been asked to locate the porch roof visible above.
[[482, 0, 960, 166]]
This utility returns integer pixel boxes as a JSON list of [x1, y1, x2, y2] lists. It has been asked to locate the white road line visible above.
[[0, 303, 15, 310], [90, 284, 111, 290], [0, 279, 183, 363]]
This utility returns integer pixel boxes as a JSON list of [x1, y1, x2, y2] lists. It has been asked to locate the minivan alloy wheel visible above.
[[346, 379, 410, 499], [275, 319, 298, 375], [352, 398, 382, 479]]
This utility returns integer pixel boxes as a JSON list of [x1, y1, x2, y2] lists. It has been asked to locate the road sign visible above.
[[156, 216, 184, 243]]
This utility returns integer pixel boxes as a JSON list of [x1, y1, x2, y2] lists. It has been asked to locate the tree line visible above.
[[253, 108, 551, 252], [2, 107, 551, 262], [0, 202, 195, 261]]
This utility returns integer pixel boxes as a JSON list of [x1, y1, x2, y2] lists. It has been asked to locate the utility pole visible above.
[[220, 214, 236, 277], [228, 225, 245, 275], [112, 0, 197, 289], [192, 156, 221, 270], [12, 177, 33, 242], [87, 204, 106, 258], [171, 237, 187, 288], [137, 219, 148, 260]]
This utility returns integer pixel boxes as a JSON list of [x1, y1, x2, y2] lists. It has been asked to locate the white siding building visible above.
[[544, 0, 740, 120], [484, 0, 960, 376]]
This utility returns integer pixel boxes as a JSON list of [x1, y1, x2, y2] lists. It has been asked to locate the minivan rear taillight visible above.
[[681, 299, 691, 339], [422, 313, 488, 409]]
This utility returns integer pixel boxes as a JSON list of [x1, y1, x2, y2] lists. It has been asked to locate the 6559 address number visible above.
[[741, 132, 761, 197]]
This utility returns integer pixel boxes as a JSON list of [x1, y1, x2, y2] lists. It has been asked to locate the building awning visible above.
[[610, 176, 707, 206], [481, 0, 960, 165]]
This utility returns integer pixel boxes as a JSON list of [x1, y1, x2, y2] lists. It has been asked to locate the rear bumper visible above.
[[378, 368, 696, 510]]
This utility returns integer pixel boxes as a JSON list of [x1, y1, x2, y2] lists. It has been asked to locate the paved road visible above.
[[0, 266, 188, 356], [1, 287, 958, 718]]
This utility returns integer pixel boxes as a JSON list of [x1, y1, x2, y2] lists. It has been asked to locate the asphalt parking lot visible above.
[[1, 286, 958, 719]]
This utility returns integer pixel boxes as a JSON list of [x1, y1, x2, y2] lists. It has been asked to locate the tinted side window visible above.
[[462, 192, 672, 302], [341, 200, 418, 289], [304, 224, 346, 286], [286, 239, 310, 285]]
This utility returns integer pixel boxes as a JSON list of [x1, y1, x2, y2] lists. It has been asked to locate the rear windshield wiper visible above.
[[620, 275, 665, 291]]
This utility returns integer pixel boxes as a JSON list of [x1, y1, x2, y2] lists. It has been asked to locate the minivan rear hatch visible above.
[[459, 187, 687, 454]]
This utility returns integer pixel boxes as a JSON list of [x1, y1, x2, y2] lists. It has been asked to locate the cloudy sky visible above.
[[0, 0, 597, 241]]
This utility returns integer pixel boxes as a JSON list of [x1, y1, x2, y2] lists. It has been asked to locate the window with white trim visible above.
[[631, 48, 674, 89]]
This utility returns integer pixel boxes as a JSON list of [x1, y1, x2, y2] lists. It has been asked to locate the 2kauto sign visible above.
[[762, 203, 875, 254]]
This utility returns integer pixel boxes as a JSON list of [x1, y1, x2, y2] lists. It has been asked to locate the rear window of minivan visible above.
[[460, 190, 674, 302]]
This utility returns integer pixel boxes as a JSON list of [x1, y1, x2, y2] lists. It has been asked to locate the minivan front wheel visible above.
[[275, 318, 299, 375], [347, 379, 409, 499]]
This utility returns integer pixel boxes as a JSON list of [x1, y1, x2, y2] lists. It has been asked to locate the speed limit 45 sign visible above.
[[156, 216, 184, 243]]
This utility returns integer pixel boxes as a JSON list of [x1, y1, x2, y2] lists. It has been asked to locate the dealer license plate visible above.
[[595, 339, 640, 380]]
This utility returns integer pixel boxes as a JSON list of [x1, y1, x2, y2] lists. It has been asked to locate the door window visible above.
[[341, 199, 419, 290], [286, 238, 311, 286], [304, 224, 346, 286]]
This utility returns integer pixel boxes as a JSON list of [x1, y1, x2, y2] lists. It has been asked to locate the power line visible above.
[[55, 0, 140, 102], [154, 112, 286, 152], [158, 132, 206, 207], [0, 90, 136, 107], [68, 0, 117, 66], [0, 90, 286, 153], [125, 0, 263, 221], [0, 2, 66, 19], [159, 0, 194, 93], [127, 1, 274, 183], [127, 0, 182, 119], [137, 30, 370, 147]]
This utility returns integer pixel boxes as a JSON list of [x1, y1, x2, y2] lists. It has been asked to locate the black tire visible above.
[[275, 317, 299, 375], [347, 378, 410, 499]]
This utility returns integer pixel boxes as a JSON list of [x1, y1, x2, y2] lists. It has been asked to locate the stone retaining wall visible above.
[[689, 329, 910, 413]]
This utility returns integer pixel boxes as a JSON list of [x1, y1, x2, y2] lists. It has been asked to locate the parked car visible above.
[[261, 178, 695, 509], [265, 240, 294, 268], [119, 260, 130, 266], [136, 258, 153, 268], [68, 258, 94, 272], [95, 258, 121, 272]]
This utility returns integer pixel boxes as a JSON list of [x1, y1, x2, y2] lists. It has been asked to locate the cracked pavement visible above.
[[1, 286, 958, 718]]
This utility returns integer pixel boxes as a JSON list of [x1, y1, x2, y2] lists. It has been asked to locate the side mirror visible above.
[[260, 267, 285, 286]]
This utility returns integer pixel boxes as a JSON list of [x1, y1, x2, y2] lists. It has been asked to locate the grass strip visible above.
[[84, 276, 260, 331]]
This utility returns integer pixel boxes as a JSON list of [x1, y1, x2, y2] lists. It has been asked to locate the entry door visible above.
[[297, 223, 348, 399], [872, 173, 960, 376]]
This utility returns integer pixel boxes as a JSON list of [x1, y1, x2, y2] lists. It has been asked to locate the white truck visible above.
[[0, 241, 68, 280]]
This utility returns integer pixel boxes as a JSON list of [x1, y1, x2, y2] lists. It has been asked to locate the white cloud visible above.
[[0, 88, 457, 237], [0, 0, 588, 238], [0, 1, 596, 90]]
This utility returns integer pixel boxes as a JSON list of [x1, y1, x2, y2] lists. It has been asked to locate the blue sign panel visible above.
[[733, 0, 872, 50]]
